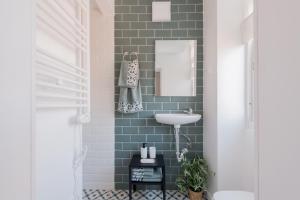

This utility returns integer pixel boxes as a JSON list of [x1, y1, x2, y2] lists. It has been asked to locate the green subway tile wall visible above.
[[115, 0, 203, 189]]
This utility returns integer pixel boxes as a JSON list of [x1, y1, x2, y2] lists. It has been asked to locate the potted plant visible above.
[[176, 156, 210, 200]]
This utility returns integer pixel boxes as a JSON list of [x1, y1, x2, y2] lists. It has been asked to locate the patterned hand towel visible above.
[[118, 59, 139, 88], [118, 54, 143, 113], [118, 81, 143, 113]]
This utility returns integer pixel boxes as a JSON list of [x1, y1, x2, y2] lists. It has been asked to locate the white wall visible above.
[[204, 0, 255, 195], [83, 5, 115, 190], [1, 1, 89, 199], [256, 0, 300, 199], [33, 1, 88, 199], [35, 111, 82, 200], [217, 0, 248, 190], [203, 0, 218, 194], [0, 0, 33, 199]]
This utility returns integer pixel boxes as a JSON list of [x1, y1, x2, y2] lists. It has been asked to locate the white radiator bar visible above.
[[37, 93, 87, 101], [36, 16, 87, 52], [36, 70, 87, 88], [36, 1, 87, 45], [54, 0, 88, 33], [69, 0, 88, 12], [36, 48, 87, 73], [36, 104, 88, 109], [35, 0, 90, 113], [36, 81, 88, 94], [36, 57, 88, 81]]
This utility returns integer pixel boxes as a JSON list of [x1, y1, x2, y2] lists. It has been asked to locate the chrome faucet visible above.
[[183, 108, 193, 114]]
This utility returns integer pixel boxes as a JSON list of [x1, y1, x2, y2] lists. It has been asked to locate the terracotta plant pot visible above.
[[188, 189, 203, 200]]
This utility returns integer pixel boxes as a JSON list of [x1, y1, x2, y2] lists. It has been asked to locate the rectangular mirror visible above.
[[155, 40, 197, 96]]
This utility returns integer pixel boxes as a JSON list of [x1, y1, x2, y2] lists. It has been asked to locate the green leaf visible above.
[[175, 155, 212, 192]]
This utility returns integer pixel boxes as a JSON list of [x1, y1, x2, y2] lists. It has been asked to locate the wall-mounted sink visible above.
[[155, 113, 202, 162], [155, 113, 201, 127]]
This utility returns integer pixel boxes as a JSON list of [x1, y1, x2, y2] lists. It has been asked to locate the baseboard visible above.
[[206, 191, 214, 200]]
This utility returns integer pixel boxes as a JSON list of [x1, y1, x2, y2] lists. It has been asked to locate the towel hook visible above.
[[130, 52, 138, 60], [123, 52, 129, 60]]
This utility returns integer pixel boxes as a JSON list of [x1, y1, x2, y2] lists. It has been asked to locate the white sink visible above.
[[155, 113, 201, 127], [155, 113, 202, 162]]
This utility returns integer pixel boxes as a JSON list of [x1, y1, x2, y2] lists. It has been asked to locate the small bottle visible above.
[[149, 146, 156, 159], [141, 143, 148, 159]]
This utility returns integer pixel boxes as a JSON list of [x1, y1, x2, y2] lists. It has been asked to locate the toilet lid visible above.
[[214, 191, 254, 200]]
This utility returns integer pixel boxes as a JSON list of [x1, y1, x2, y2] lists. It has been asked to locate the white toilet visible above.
[[214, 191, 254, 200]]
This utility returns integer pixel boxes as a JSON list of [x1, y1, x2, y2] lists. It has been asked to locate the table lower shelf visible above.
[[130, 181, 163, 185]]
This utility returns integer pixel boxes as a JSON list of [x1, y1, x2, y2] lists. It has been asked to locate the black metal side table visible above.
[[128, 154, 166, 200]]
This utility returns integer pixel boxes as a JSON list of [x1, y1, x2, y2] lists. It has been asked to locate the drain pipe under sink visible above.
[[174, 125, 188, 162]]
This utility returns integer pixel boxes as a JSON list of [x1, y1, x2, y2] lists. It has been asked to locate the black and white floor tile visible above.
[[83, 189, 189, 200]]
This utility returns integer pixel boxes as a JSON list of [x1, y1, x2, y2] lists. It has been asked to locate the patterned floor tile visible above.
[[83, 189, 189, 200]]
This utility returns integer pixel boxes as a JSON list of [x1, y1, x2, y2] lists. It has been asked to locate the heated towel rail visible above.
[[34, 0, 90, 120]]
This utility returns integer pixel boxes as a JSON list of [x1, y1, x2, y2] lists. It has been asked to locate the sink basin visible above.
[[155, 113, 201, 127], [155, 113, 202, 162]]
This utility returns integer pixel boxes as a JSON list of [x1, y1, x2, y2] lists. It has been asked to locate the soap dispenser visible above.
[[141, 143, 148, 159]]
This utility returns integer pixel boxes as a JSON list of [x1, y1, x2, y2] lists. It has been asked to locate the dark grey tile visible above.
[[172, 13, 187, 20], [115, 174, 123, 182], [115, 38, 131, 45], [123, 127, 139, 134], [139, 45, 154, 53], [139, 30, 154, 37], [147, 119, 162, 126], [178, 102, 196, 110], [115, 159, 123, 167], [163, 134, 174, 142], [115, 127, 123, 134], [131, 119, 147, 126], [179, 21, 196, 29], [115, 6, 131, 13], [115, 151, 131, 158], [115, 142, 122, 150], [122, 0, 138, 5], [122, 30, 138, 37], [116, 119, 131, 126], [196, 4, 203, 12], [155, 30, 172, 37], [188, 29, 203, 37], [122, 142, 140, 150], [115, 166, 128, 174], [147, 135, 163, 142], [163, 103, 179, 110], [139, 127, 155, 134], [155, 126, 172, 134], [188, 13, 202, 20], [131, 21, 146, 29], [115, 14, 123, 22], [131, 38, 146, 45], [138, 111, 154, 118], [115, 21, 131, 29], [114, 0, 203, 190], [179, 5, 196, 12], [142, 95, 155, 103], [138, 13, 151, 21], [173, 0, 188, 4], [116, 135, 131, 142], [147, 103, 162, 110], [147, 22, 163, 29], [138, 0, 152, 5], [155, 143, 171, 151], [162, 22, 178, 29], [131, 6, 147, 13], [131, 135, 147, 142], [172, 29, 188, 37], [123, 14, 139, 21]]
